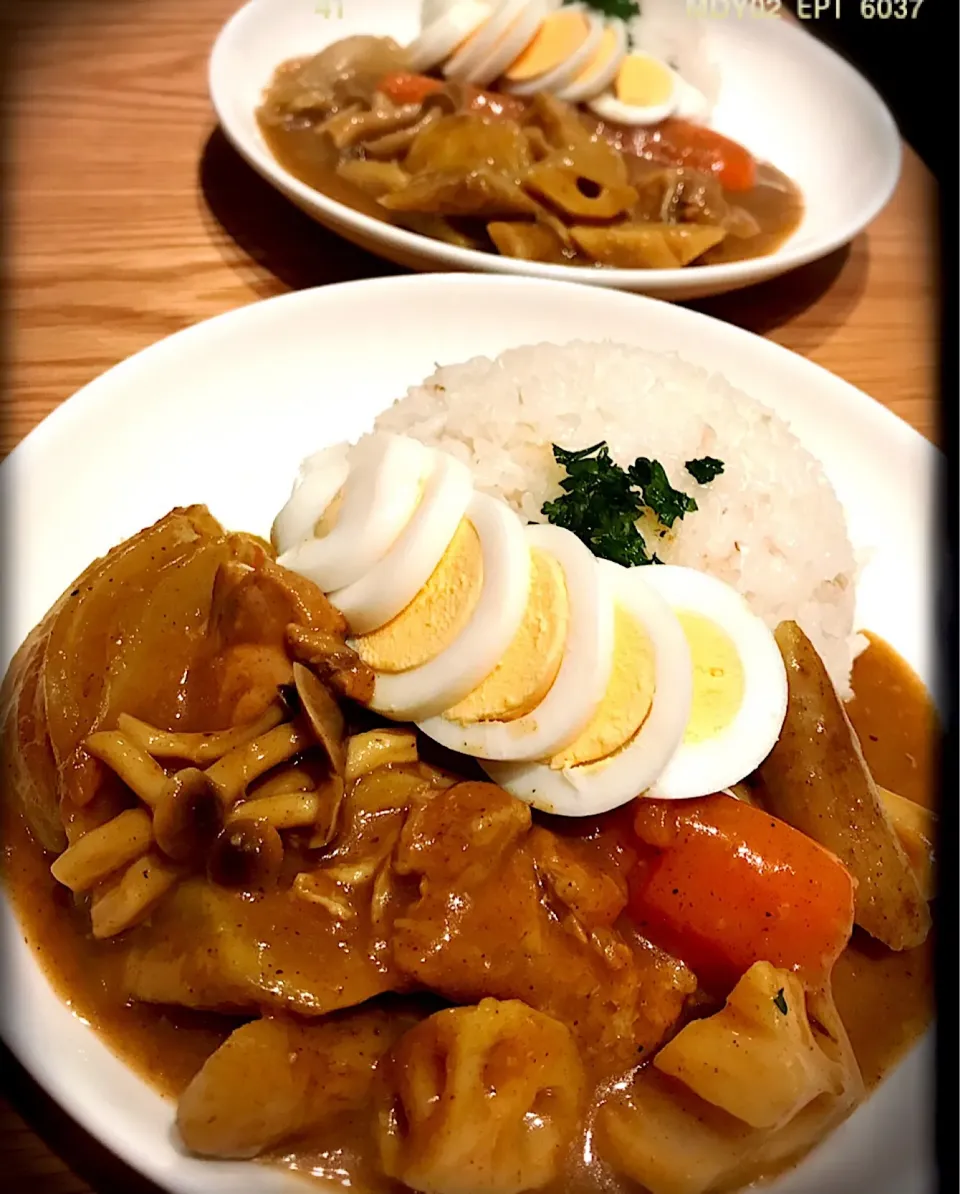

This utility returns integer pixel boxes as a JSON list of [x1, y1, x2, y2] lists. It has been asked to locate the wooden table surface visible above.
[[0, 1, 940, 1191]]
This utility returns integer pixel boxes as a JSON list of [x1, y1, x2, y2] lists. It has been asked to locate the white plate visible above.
[[0, 275, 937, 1194], [209, 0, 901, 301]]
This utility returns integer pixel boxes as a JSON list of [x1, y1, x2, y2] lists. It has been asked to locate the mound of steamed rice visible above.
[[374, 341, 863, 698]]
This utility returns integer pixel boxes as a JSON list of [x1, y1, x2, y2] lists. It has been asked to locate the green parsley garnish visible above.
[[564, 0, 641, 20], [543, 441, 726, 567], [542, 443, 657, 567], [686, 457, 726, 485], [629, 458, 698, 530], [773, 988, 789, 1016]]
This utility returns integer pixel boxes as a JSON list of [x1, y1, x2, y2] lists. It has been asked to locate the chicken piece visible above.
[[522, 92, 597, 152], [756, 621, 930, 951], [285, 623, 375, 705], [258, 37, 409, 121], [320, 93, 424, 151], [178, 1006, 419, 1159], [123, 876, 400, 1016], [404, 113, 532, 179], [380, 169, 537, 218], [531, 826, 628, 931], [391, 783, 695, 1074], [571, 223, 726, 269], [199, 551, 347, 725]]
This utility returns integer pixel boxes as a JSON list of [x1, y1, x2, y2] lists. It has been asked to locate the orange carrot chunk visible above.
[[628, 793, 855, 994], [377, 73, 527, 121], [378, 71, 446, 106]]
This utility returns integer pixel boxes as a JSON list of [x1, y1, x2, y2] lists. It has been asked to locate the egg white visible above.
[[276, 433, 432, 594], [407, 0, 493, 74], [587, 86, 678, 127], [272, 442, 350, 558], [418, 523, 616, 762], [640, 565, 789, 802], [362, 491, 531, 722], [443, 0, 529, 82], [554, 17, 628, 103], [501, 6, 605, 97], [464, 0, 553, 87], [328, 449, 474, 635], [483, 560, 693, 817]]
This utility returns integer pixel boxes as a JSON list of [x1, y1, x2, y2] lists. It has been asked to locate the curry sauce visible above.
[[0, 633, 936, 1190]]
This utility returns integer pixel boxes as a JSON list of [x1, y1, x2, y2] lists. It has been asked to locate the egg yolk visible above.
[[550, 605, 656, 769], [314, 489, 343, 537], [446, 548, 568, 724], [569, 24, 619, 86], [504, 9, 591, 81], [351, 518, 482, 674], [616, 54, 674, 107], [677, 611, 745, 744]]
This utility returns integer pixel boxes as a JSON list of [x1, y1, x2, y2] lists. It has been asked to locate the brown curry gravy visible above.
[[257, 111, 803, 270], [0, 632, 935, 1184]]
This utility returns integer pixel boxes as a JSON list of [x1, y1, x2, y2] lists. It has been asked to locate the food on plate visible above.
[[254, 3, 803, 269], [1, 341, 935, 1194]]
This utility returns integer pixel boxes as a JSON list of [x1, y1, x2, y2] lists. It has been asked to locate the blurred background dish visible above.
[[210, 0, 902, 300]]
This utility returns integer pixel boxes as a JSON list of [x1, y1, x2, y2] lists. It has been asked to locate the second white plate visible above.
[[209, 0, 902, 300]]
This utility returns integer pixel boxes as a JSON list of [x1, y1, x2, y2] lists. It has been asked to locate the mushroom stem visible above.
[[205, 722, 314, 808], [84, 731, 168, 808]]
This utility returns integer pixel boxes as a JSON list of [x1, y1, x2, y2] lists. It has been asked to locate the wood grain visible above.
[[0, 2, 940, 1191]]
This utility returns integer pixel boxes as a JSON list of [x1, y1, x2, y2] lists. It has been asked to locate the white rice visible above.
[[374, 341, 863, 698]]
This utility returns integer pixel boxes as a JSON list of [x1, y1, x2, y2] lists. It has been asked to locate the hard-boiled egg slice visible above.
[[276, 433, 432, 594], [502, 5, 603, 97], [419, 523, 616, 762], [587, 52, 680, 126], [554, 17, 628, 104], [355, 492, 531, 721], [407, 1, 493, 74], [462, 0, 552, 88], [272, 442, 350, 558], [328, 450, 474, 636], [639, 565, 788, 802], [444, 0, 532, 82], [483, 560, 692, 816]]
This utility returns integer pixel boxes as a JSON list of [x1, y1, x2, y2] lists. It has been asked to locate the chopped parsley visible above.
[[686, 457, 726, 485], [564, 0, 641, 20], [629, 458, 698, 530], [773, 988, 789, 1016], [542, 443, 657, 567], [542, 441, 724, 566]]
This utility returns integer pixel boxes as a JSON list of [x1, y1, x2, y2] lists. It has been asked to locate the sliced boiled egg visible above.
[[502, 5, 603, 97], [328, 450, 474, 635], [272, 442, 350, 558], [444, 0, 534, 83], [459, 0, 553, 88], [483, 561, 692, 817], [355, 492, 531, 722], [407, 1, 493, 74], [639, 566, 788, 803], [275, 433, 432, 594], [587, 52, 680, 126], [418, 523, 616, 762], [554, 17, 628, 104]]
